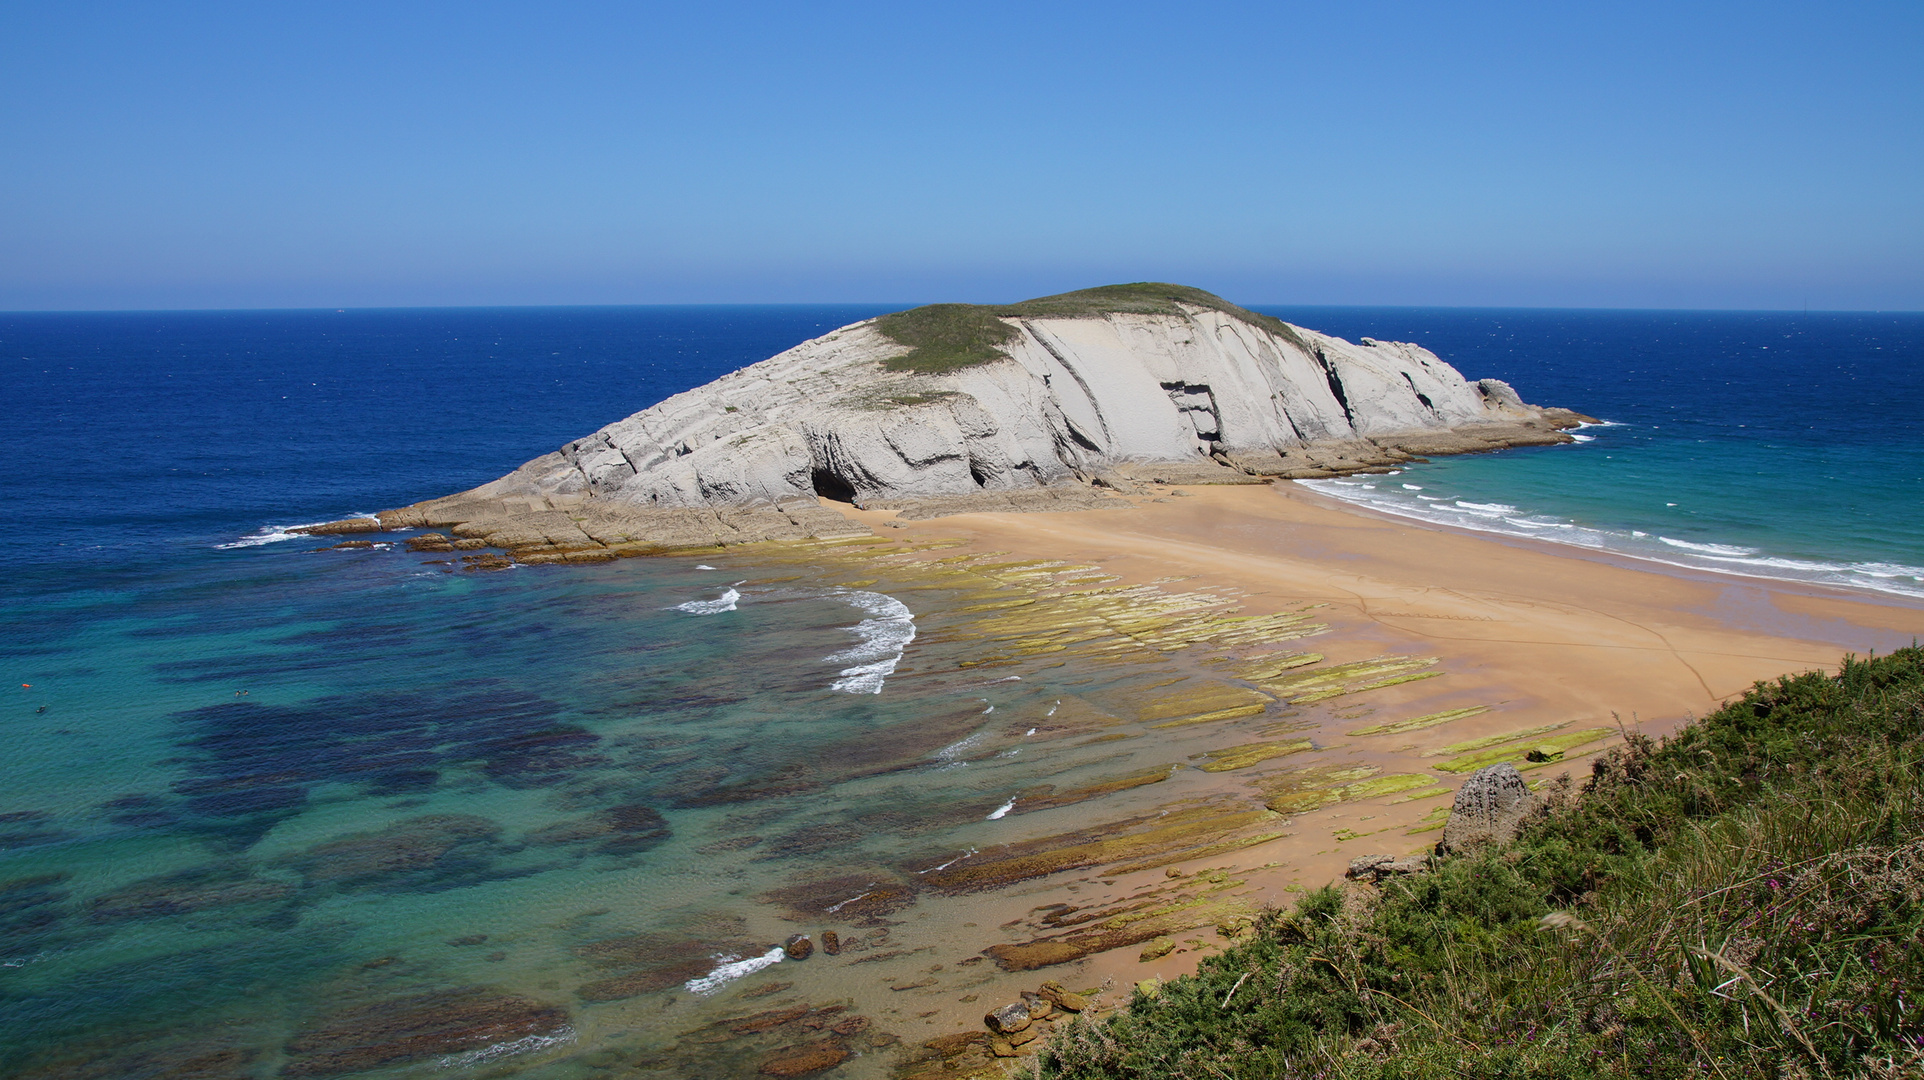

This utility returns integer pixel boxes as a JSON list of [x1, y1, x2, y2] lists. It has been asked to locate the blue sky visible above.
[[2, 1, 1919, 311]]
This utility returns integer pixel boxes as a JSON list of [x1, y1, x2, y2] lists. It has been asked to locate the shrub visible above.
[[874, 283, 1311, 374], [1034, 647, 1924, 1080]]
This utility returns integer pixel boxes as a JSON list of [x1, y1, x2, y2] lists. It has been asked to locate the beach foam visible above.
[[684, 948, 786, 995], [217, 516, 378, 549], [674, 586, 741, 614], [1302, 478, 1924, 599], [438, 1028, 576, 1069], [825, 589, 915, 694]]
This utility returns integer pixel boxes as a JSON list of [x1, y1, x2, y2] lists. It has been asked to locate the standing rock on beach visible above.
[[1440, 762, 1539, 852]]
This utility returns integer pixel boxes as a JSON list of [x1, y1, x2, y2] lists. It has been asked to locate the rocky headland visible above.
[[300, 283, 1590, 560]]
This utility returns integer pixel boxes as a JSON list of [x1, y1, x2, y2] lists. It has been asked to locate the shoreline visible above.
[[825, 478, 1921, 1028], [117, 481, 1922, 1077], [1295, 475, 1924, 607]]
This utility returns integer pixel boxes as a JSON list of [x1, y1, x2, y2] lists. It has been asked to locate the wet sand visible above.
[[837, 479, 1922, 1002]]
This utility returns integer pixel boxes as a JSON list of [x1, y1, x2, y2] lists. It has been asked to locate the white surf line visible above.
[[931, 731, 989, 767], [916, 848, 978, 874], [826, 889, 876, 913], [1046, 700, 1059, 717], [987, 798, 1015, 820], [437, 1027, 577, 1069], [684, 947, 787, 995], [216, 513, 380, 549]]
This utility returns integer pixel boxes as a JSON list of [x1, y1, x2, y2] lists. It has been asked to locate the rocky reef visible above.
[[304, 284, 1588, 558]]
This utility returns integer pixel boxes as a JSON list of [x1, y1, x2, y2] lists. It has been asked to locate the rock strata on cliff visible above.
[[307, 284, 1588, 558]]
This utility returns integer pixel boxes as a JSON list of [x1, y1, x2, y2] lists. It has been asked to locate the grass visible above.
[[875, 283, 1313, 375], [1031, 646, 1924, 1079]]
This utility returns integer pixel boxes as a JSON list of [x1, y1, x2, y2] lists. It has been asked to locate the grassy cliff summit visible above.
[[1029, 648, 1924, 1080], [875, 283, 1312, 375]]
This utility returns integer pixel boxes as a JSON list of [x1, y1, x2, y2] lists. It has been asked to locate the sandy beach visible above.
[[829, 477, 1922, 1013]]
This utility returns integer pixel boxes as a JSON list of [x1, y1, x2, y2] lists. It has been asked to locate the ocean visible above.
[[2, 304, 1920, 1079], [1262, 307, 1924, 600]]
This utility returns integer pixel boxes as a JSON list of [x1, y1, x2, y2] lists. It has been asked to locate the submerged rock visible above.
[[286, 814, 502, 888], [757, 1043, 849, 1078], [87, 868, 292, 923], [280, 990, 567, 1077]]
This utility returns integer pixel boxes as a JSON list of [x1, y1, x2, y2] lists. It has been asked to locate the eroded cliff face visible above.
[[315, 300, 1587, 560], [467, 307, 1574, 507]]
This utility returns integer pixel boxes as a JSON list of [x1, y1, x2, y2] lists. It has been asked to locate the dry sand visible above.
[[837, 478, 1921, 998]]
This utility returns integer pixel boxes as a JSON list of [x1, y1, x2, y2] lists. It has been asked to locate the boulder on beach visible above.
[[1440, 762, 1539, 852]]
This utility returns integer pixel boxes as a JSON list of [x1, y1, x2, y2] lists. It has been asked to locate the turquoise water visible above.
[[4, 305, 1922, 1077], [1263, 308, 1924, 599]]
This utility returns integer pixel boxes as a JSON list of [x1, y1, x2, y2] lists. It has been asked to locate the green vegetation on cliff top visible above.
[[1036, 646, 1924, 1079], [875, 283, 1311, 375]]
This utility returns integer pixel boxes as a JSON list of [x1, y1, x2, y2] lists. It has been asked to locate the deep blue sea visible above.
[[2, 304, 1921, 1079]]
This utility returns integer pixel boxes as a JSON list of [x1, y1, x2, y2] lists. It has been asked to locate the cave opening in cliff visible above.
[[810, 468, 858, 504]]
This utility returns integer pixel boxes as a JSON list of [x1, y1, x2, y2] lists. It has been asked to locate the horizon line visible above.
[[3, 300, 1920, 316]]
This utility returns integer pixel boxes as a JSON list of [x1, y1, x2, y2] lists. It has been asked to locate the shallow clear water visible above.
[[3, 305, 1922, 1077], [1261, 308, 1924, 598]]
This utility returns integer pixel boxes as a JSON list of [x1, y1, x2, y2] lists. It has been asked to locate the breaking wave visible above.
[[438, 1028, 576, 1068], [217, 515, 378, 549], [1300, 478, 1924, 600], [673, 586, 742, 614], [826, 590, 916, 694], [684, 947, 786, 995]]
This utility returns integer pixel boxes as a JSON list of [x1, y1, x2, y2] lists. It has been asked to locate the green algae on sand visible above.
[[1431, 727, 1616, 773], [1347, 705, 1490, 737], [1194, 738, 1314, 772]]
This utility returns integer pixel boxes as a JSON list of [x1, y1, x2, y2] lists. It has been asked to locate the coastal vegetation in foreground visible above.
[[1031, 647, 1924, 1079], [875, 283, 1312, 374]]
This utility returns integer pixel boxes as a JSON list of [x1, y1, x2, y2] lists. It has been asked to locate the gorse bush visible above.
[[875, 284, 1311, 374], [1034, 647, 1924, 1079]]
